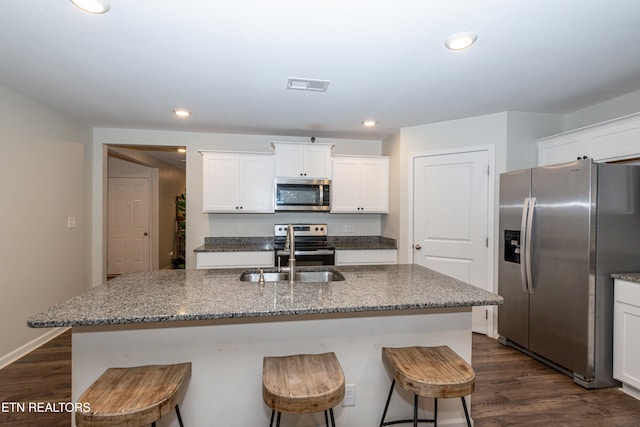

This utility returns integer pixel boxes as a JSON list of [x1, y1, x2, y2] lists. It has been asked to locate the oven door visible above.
[[275, 250, 335, 266]]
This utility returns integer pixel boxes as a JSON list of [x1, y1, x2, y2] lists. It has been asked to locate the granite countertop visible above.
[[28, 264, 502, 328], [612, 273, 640, 284], [329, 236, 397, 250], [194, 237, 274, 252], [194, 236, 397, 252]]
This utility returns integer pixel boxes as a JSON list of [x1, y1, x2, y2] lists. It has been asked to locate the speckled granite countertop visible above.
[[612, 273, 640, 284], [194, 237, 274, 252], [28, 264, 501, 328], [329, 236, 397, 250], [193, 236, 397, 252]]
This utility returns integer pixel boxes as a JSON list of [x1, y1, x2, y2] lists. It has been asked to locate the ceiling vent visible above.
[[287, 78, 330, 92]]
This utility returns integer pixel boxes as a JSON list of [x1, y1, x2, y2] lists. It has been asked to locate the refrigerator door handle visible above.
[[525, 197, 536, 294], [519, 197, 530, 293]]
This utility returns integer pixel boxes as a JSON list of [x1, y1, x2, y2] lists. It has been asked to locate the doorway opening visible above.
[[106, 145, 186, 278]]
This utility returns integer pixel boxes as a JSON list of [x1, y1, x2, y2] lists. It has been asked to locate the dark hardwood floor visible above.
[[472, 333, 640, 426]]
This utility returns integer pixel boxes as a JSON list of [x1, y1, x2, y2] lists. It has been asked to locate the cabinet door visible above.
[[302, 145, 332, 178], [239, 155, 275, 212], [197, 251, 274, 269], [203, 153, 240, 212], [588, 117, 640, 162], [335, 249, 397, 265], [331, 158, 362, 212], [538, 135, 589, 166], [360, 158, 389, 213], [274, 144, 304, 177], [614, 279, 640, 391]]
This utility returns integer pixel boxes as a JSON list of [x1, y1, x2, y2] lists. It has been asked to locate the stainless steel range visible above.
[[274, 224, 335, 266]]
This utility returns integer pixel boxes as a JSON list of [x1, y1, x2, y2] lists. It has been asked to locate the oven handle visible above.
[[276, 250, 335, 256]]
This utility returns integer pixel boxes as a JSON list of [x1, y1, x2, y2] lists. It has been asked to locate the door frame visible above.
[[408, 144, 496, 336], [106, 153, 160, 275]]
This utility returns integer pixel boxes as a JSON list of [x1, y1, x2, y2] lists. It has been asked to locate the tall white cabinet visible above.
[[201, 151, 275, 213], [331, 156, 389, 213]]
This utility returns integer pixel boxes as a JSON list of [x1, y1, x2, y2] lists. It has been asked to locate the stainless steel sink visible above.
[[239, 269, 345, 283]]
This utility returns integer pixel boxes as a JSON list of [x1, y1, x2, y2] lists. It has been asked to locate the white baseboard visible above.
[[0, 327, 70, 371]]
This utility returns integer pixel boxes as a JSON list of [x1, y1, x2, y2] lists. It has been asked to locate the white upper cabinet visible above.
[[538, 113, 640, 166], [331, 156, 389, 213], [272, 142, 332, 179], [538, 134, 590, 166], [202, 151, 274, 213]]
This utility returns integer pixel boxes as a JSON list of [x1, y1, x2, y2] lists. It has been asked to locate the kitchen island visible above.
[[29, 264, 502, 427]]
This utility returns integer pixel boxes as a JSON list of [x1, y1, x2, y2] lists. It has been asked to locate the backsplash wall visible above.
[[206, 212, 383, 237]]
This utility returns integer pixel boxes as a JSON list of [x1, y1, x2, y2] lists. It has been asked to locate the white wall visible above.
[[564, 88, 640, 132], [0, 83, 92, 358], [93, 128, 383, 274]]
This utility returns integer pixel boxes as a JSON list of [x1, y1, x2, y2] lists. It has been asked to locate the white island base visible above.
[[73, 307, 473, 427]]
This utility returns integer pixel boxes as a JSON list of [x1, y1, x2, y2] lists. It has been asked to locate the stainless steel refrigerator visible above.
[[498, 158, 640, 388]]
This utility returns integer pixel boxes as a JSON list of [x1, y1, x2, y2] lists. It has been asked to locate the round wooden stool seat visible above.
[[379, 346, 475, 427], [263, 352, 345, 427], [76, 362, 191, 427]]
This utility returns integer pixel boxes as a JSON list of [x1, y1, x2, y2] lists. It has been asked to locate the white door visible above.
[[108, 177, 151, 275], [413, 150, 490, 333]]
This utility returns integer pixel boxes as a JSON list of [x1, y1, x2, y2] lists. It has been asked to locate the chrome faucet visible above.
[[282, 224, 296, 283]]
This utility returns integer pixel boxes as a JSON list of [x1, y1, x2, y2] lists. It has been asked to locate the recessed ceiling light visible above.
[[445, 31, 478, 50], [173, 109, 191, 118], [70, 0, 110, 14], [362, 120, 377, 127]]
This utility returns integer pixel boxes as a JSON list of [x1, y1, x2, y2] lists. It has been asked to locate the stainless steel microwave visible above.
[[274, 178, 331, 212]]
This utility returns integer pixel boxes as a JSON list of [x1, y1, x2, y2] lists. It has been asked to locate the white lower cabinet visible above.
[[196, 252, 274, 269], [613, 279, 640, 398], [335, 249, 397, 266]]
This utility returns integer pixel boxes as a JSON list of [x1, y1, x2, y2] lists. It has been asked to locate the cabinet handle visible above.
[[415, 244, 422, 250]]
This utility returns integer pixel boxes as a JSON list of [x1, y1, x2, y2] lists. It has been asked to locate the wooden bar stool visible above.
[[76, 362, 191, 427], [262, 352, 345, 427], [379, 346, 474, 427]]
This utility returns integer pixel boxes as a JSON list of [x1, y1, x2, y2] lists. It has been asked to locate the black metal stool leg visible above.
[[434, 398, 438, 427], [329, 408, 336, 427], [461, 397, 471, 427], [175, 404, 184, 427], [413, 394, 418, 427], [324, 410, 330, 427], [379, 379, 396, 426], [269, 409, 275, 427], [275, 411, 281, 427]]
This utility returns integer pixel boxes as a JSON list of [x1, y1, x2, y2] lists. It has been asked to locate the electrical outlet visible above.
[[348, 224, 355, 233], [343, 224, 348, 232], [67, 217, 77, 229], [342, 384, 356, 406]]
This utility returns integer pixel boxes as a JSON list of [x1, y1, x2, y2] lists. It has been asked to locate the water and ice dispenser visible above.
[[504, 230, 521, 263]]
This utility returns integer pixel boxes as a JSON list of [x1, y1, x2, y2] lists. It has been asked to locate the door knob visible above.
[[414, 244, 422, 250], [144, 232, 148, 236]]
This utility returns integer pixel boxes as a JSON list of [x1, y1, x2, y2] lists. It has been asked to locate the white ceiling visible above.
[[2, 1, 640, 140]]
